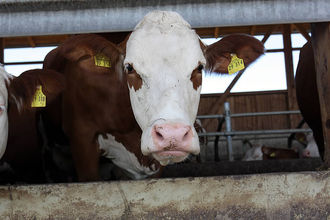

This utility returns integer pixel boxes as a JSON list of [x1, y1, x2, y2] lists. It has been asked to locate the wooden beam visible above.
[[311, 22, 330, 167], [261, 25, 276, 44], [27, 36, 36, 47], [214, 27, 220, 39], [282, 24, 296, 129], [293, 23, 311, 42], [250, 25, 257, 35]]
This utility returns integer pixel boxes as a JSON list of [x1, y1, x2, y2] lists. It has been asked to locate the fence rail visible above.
[[197, 102, 311, 161]]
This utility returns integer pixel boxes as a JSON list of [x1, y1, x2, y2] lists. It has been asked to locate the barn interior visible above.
[[0, 0, 329, 218], [0, 23, 323, 182]]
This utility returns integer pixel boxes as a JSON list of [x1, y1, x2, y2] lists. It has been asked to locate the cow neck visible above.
[[110, 122, 160, 168]]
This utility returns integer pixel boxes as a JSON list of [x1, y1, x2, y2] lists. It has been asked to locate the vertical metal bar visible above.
[[214, 117, 225, 162], [224, 102, 234, 161]]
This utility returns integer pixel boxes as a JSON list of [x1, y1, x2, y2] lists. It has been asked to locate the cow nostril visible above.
[[182, 126, 191, 141], [183, 131, 189, 141], [155, 131, 164, 140]]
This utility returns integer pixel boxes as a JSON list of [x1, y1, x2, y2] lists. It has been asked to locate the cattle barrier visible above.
[[0, 171, 328, 219], [197, 102, 312, 161]]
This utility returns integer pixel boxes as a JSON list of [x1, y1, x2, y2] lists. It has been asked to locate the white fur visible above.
[[0, 66, 10, 159], [242, 145, 263, 161], [98, 134, 158, 180], [304, 133, 320, 158], [125, 11, 205, 165]]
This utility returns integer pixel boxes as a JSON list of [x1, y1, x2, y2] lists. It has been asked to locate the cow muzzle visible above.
[[145, 122, 199, 166]]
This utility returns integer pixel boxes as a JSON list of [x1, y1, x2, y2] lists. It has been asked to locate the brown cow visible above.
[[42, 11, 264, 181], [0, 67, 65, 183], [295, 41, 324, 160]]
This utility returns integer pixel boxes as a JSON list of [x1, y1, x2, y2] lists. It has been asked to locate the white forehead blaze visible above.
[[125, 11, 205, 129], [0, 66, 10, 159]]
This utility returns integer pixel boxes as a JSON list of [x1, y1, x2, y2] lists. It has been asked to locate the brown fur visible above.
[[1, 69, 65, 183], [295, 41, 324, 159], [42, 32, 264, 182], [43, 34, 160, 181], [205, 34, 264, 73], [127, 69, 143, 91], [190, 65, 203, 90], [262, 146, 299, 160], [8, 69, 65, 111]]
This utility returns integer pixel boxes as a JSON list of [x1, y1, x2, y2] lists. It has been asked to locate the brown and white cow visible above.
[[42, 11, 264, 181], [242, 141, 299, 161], [0, 66, 65, 182], [295, 41, 324, 160]]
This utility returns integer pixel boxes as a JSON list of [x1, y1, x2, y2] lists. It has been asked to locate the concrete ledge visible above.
[[0, 171, 329, 219]]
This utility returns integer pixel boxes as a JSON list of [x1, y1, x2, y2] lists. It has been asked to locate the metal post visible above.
[[224, 102, 234, 161]]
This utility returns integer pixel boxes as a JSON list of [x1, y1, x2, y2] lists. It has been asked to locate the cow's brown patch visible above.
[[126, 64, 143, 91], [190, 64, 203, 90]]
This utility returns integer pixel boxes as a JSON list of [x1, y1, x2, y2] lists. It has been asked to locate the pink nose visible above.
[[152, 123, 193, 152]]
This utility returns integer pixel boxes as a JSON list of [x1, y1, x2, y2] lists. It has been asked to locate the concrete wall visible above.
[[0, 171, 329, 219]]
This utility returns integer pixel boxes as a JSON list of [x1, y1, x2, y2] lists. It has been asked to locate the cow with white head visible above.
[[123, 11, 264, 166]]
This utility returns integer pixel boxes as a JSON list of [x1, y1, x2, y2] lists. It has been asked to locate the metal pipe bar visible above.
[[198, 128, 312, 137], [197, 110, 301, 119], [231, 110, 301, 117], [0, 0, 329, 37], [208, 135, 306, 142], [4, 61, 43, 65], [224, 102, 234, 161], [197, 115, 223, 119]]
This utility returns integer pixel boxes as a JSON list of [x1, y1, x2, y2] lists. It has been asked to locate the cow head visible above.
[[0, 67, 65, 160], [121, 11, 264, 166]]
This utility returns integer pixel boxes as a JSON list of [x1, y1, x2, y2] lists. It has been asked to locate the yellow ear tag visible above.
[[270, 152, 276, 158], [94, 53, 111, 68], [228, 54, 245, 74], [31, 85, 46, 107]]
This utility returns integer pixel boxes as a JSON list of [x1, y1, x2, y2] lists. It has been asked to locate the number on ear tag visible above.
[[94, 53, 111, 68], [228, 54, 245, 74], [31, 85, 46, 107]]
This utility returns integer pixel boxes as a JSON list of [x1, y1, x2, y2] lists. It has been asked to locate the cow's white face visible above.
[[0, 66, 9, 159], [124, 11, 205, 166]]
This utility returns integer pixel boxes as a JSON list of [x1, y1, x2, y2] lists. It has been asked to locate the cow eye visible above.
[[197, 64, 204, 73], [125, 63, 134, 73]]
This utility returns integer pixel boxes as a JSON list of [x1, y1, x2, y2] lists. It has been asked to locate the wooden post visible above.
[[311, 22, 330, 167], [282, 24, 296, 129], [293, 23, 311, 42]]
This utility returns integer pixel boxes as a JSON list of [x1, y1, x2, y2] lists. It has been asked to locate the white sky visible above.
[[3, 33, 307, 94]]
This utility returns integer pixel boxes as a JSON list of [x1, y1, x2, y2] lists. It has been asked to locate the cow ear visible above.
[[8, 69, 65, 111], [118, 33, 131, 55], [204, 34, 264, 74], [65, 46, 93, 63]]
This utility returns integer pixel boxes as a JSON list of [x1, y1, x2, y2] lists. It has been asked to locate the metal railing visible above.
[[197, 102, 312, 161]]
